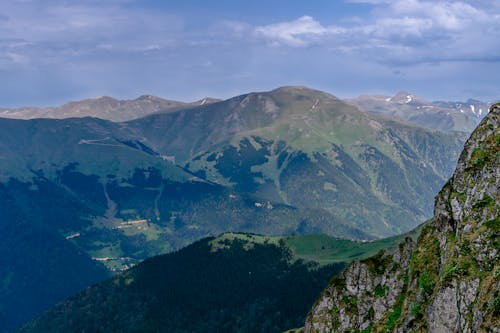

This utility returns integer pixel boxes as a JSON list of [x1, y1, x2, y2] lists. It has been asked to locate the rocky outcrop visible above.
[[305, 238, 414, 332], [305, 104, 499, 332]]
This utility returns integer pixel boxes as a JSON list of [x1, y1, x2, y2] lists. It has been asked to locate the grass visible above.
[[384, 292, 405, 331], [209, 233, 281, 251], [210, 226, 424, 267], [283, 224, 423, 265]]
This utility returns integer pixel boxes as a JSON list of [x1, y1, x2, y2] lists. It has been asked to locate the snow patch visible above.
[[66, 232, 81, 239], [310, 99, 319, 111]]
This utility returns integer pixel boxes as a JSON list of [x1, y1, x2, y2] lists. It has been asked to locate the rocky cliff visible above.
[[305, 104, 499, 332]]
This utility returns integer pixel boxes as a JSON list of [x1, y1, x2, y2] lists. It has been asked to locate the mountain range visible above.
[[128, 87, 467, 236], [0, 115, 362, 332], [0, 95, 220, 122], [18, 102, 499, 333], [349, 91, 492, 132], [0, 89, 491, 132], [0, 86, 477, 331]]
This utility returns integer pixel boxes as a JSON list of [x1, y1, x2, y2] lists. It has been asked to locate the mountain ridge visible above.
[[0, 112, 364, 333], [0, 86, 473, 332], [0, 86, 489, 132], [349, 91, 492, 132], [0, 95, 220, 122], [17, 230, 420, 333]]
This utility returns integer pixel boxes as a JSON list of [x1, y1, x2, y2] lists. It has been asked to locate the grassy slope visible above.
[[0, 117, 190, 182], [129, 87, 465, 238], [19, 228, 425, 333], [210, 225, 424, 266]]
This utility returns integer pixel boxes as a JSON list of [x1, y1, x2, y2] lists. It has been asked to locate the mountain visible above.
[[0, 87, 467, 331], [128, 86, 467, 237], [0, 88, 470, 239], [0, 95, 220, 122], [0, 116, 362, 332], [17, 230, 420, 333], [0, 116, 365, 256], [349, 92, 492, 132], [304, 103, 499, 332]]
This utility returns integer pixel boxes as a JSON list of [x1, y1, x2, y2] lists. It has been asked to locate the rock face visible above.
[[305, 104, 499, 332]]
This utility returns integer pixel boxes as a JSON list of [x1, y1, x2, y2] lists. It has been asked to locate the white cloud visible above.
[[0, 1, 184, 67], [255, 16, 340, 47], [0, 0, 498, 106], [253, 1, 500, 64]]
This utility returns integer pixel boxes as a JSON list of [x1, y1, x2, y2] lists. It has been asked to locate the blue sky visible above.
[[1, 0, 499, 106]]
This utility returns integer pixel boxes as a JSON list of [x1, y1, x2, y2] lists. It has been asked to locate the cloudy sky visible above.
[[1, 0, 499, 106]]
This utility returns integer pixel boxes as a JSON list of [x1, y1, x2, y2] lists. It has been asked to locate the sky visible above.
[[1, 0, 499, 107]]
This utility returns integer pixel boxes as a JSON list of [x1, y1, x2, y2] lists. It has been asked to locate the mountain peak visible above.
[[135, 94, 165, 101], [191, 97, 221, 106], [81, 96, 119, 104], [272, 85, 310, 92], [270, 86, 339, 99], [389, 91, 427, 104]]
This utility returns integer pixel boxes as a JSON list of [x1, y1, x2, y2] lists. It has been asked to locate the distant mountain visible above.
[[18, 230, 420, 333], [304, 104, 499, 332], [349, 91, 492, 132], [0, 95, 220, 122], [129, 86, 467, 237]]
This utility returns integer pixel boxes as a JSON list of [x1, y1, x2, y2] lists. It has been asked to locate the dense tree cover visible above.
[[20, 238, 346, 333], [0, 183, 109, 333]]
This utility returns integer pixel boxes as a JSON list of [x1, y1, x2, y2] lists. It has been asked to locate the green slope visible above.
[[283, 224, 423, 266], [129, 86, 467, 237], [18, 229, 420, 333], [0, 115, 364, 332], [0, 117, 189, 181], [209, 226, 423, 267], [0, 86, 467, 331]]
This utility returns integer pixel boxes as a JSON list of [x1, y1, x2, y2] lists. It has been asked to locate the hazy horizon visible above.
[[1, 0, 499, 107], [1, 85, 496, 109]]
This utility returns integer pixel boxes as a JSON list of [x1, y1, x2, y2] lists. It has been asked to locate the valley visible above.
[[17, 230, 420, 333], [16, 101, 498, 333], [3, 1, 499, 332], [0, 86, 490, 332]]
